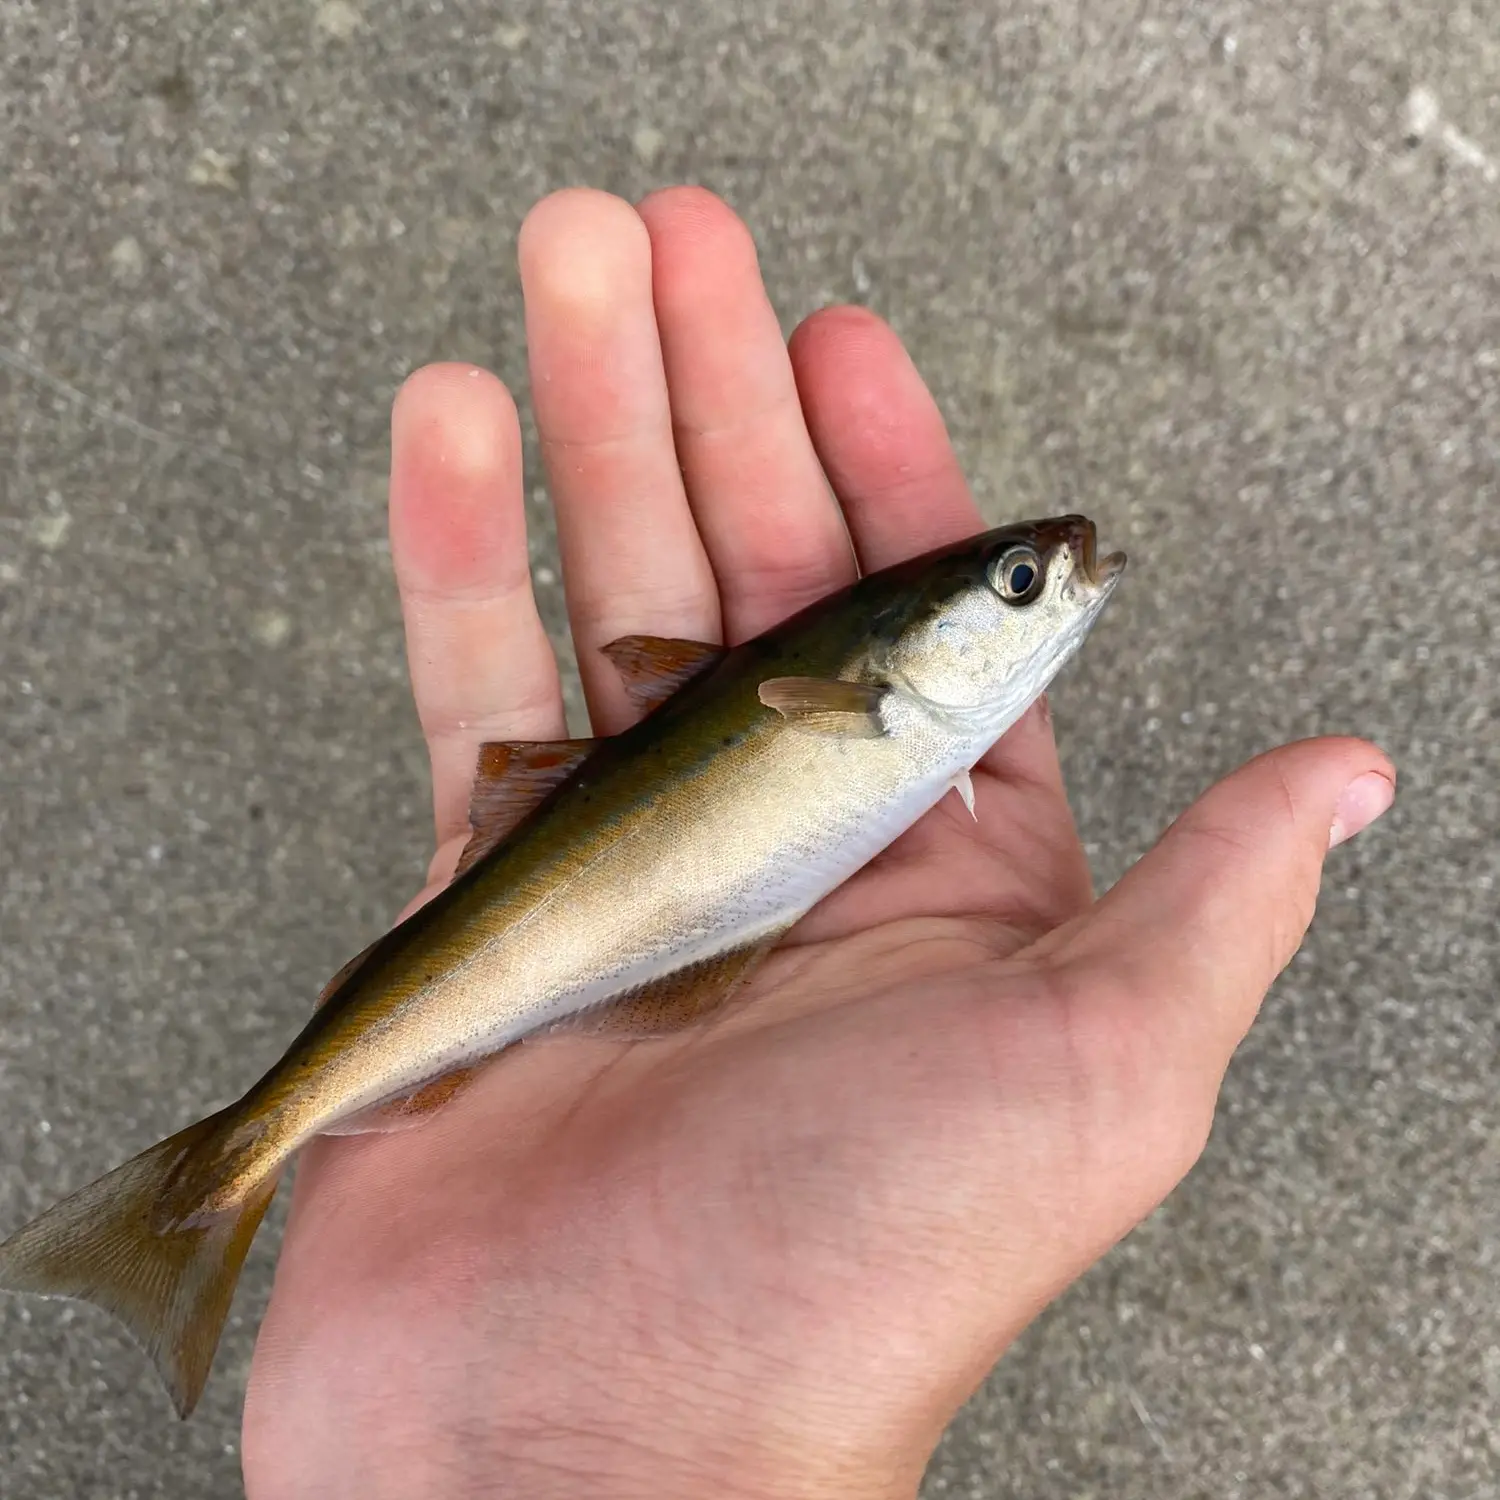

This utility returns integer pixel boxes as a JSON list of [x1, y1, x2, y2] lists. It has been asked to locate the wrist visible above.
[[246, 1337, 931, 1500], [477, 1421, 925, 1500]]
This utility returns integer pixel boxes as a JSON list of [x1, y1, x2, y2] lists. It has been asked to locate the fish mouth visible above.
[[1052, 515, 1126, 594]]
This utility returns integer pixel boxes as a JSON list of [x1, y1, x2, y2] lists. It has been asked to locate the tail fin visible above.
[[0, 1116, 279, 1418]]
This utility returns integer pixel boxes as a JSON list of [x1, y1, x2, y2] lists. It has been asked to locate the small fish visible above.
[[0, 515, 1124, 1417]]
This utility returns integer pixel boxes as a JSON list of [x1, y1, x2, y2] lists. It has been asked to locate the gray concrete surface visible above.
[[0, 1, 1496, 1495]]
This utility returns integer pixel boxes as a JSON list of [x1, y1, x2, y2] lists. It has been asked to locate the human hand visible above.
[[241, 187, 1394, 1499]]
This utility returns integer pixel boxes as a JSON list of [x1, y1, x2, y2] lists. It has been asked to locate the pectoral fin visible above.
[[456, 738, 597, 877], [601, 634, 726, 714], [757, 677, 888, 738], [547, 936, 783, 1040]]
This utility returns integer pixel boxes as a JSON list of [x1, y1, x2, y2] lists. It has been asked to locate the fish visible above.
[[0, 513, 1125, 1418]]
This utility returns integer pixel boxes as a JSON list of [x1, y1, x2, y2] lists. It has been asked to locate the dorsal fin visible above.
[[456, 738, 596, 877], [600, 634, 725, 714], [316, 933, 385, 1008]]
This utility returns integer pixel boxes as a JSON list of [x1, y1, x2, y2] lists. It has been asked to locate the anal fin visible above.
[[326, 936, 786, 1135], [547, 935, 783, 1041], [320, 1064, 484, 1137]]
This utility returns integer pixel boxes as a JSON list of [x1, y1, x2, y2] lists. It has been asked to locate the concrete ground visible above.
[[1, 1, 1497, 1495]]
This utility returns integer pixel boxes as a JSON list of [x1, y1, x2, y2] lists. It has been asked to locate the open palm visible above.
[[241, 189, 1391, 1500]]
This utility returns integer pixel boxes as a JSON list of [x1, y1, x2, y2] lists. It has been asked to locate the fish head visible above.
[[870, 515, 1125, 729]]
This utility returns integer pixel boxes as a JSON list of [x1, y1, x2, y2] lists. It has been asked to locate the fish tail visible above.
[[0, 1114, 279, 1419]]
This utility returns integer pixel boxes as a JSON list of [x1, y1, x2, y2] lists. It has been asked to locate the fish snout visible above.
[[1040, 515, 1127, 594]]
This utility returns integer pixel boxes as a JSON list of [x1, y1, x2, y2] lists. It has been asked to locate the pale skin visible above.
[[240, 187, 1395, 1498]]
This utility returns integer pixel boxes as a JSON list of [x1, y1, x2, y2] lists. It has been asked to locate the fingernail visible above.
[[1329, 771, 1395, 848]]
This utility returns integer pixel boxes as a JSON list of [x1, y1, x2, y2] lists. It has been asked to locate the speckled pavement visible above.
[[1, 3, 1496, 1495]]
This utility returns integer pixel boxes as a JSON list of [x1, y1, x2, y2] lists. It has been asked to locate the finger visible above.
[[637, 187, 856, 639], [1052, 737, 1396, 1096], [518, 189, 719, 734], [389, 364, 564, 846], [789, 305, 1073, 808], [789, 305, 980, 569]]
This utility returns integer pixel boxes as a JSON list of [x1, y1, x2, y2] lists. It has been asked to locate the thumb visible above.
[[1050, 736, 1395, 1082]]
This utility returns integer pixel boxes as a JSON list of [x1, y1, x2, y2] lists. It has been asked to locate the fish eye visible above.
[[988, 545, 1045, 603]]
